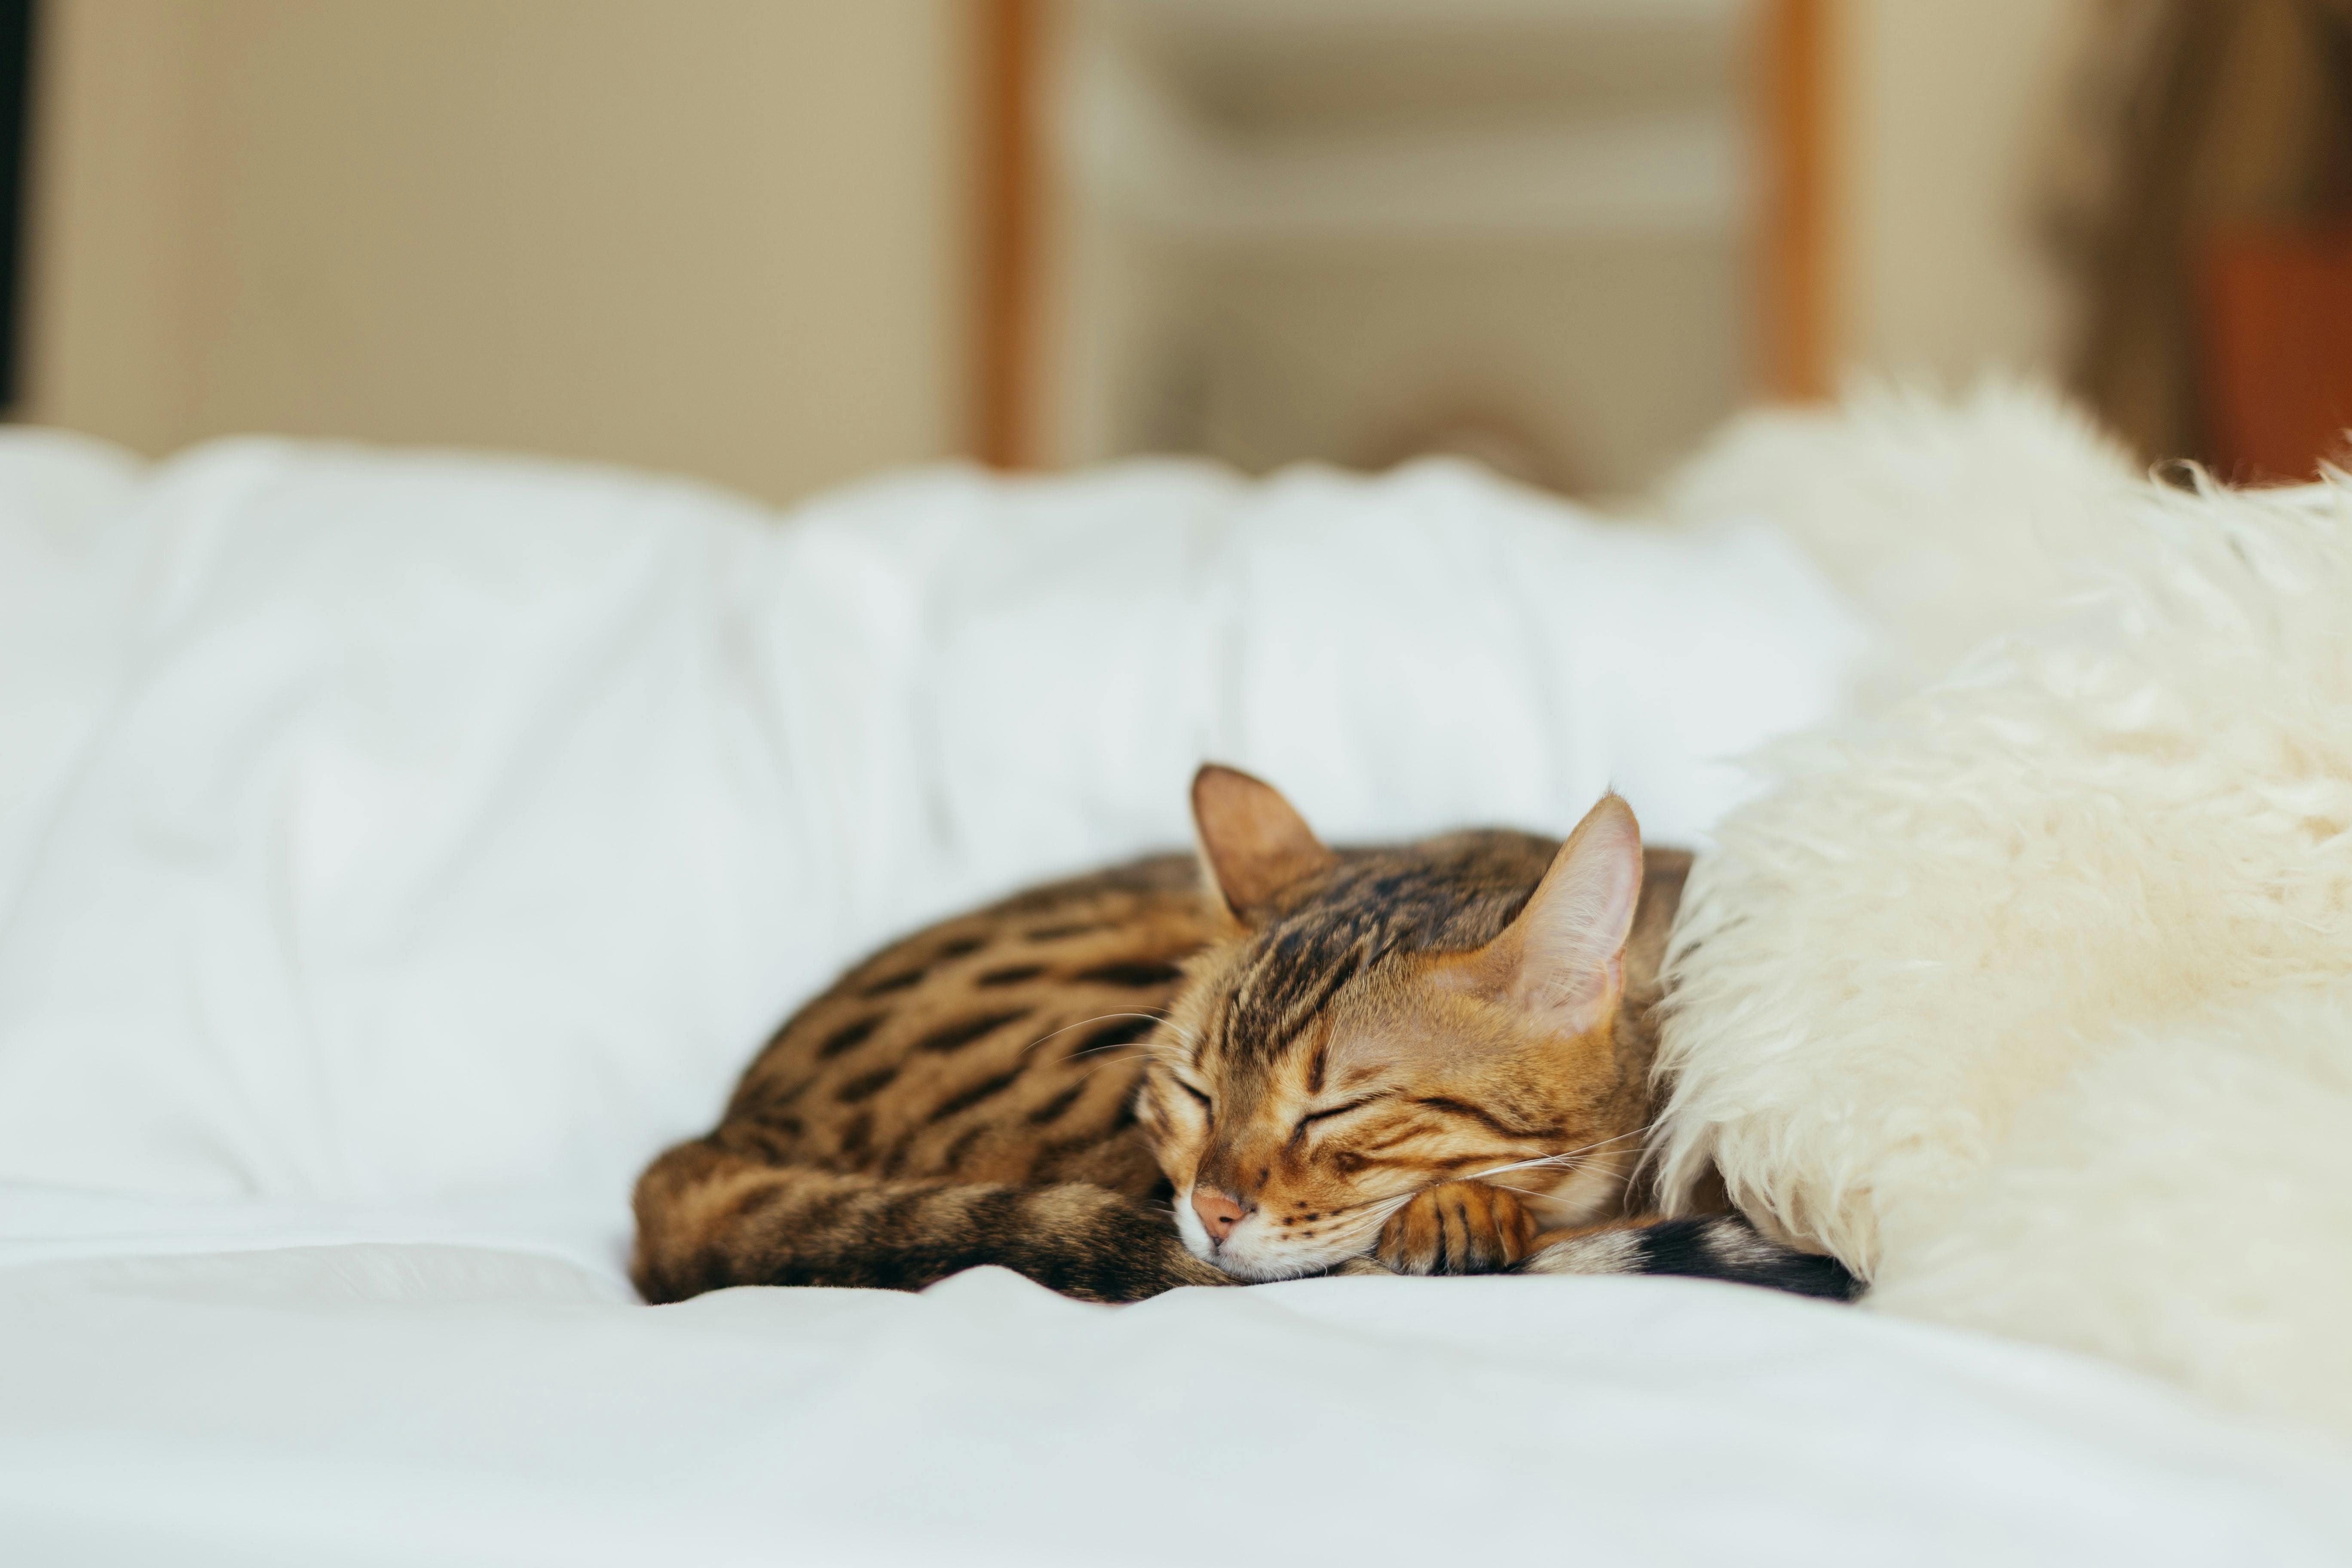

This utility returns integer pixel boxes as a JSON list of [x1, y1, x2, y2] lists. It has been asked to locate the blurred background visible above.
[[0, 0, 2347, 506]]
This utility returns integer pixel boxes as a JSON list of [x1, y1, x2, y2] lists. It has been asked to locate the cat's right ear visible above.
[[1439, 793, 1642, 1037], [1191, 764, 1334, 923]]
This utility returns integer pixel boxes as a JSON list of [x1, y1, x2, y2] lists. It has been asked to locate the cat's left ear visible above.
[[1191, 764, 1335, 923], [1444, 794, 1642, 1035]]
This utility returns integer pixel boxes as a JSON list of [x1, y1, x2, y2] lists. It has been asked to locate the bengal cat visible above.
[[632, 767, 1856, 1305]]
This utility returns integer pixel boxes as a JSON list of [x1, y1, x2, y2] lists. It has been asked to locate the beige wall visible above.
[[1831, 0, 2097, 384], [17, 0, 2100, 500], [22, 0, 971, 505]]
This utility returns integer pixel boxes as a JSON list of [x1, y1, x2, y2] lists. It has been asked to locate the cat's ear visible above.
[[1191, 764, 1335, 922], [1447, 794, 1642, 1035]]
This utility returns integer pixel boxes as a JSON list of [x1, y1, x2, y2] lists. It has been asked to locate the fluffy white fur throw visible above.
[[1659, 380, 2143, 702], [1651, 386, 2352, 1442]]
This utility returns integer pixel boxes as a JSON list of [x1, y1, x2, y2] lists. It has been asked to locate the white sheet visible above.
[[0, 433, 1862, 1209], [9, 428, 2343, 1565], [6, 1243, 2348, 1568], [0, 1181, 631, 1283]]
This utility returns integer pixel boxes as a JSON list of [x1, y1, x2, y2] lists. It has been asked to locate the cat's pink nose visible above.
[[1191, 1186, 1251, 1242]]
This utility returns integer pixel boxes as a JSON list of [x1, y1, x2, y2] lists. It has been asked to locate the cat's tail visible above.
[[631, 1139, 1230, 1305], [1514, 1213, 1862, 1302]]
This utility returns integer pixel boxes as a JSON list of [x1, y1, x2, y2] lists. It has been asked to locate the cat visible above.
[[632, 766, 1856, 1305]]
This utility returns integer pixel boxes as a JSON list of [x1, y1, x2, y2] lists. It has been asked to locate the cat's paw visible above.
[[1377, 1182, 1539, 1275]]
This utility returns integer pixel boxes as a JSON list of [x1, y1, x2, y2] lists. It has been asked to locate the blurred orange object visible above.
[[2199, 227, 2352, 482]]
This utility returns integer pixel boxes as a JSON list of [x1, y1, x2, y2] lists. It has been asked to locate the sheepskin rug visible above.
[[1657, 379, 2144, 704], [1650, 386, 2352, 1443]]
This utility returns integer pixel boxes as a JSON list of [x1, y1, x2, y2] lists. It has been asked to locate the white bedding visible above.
[[9, 1246, 2351, 1568], [0, 433, 1856, 1206], [2, 427, 2346, 1564]]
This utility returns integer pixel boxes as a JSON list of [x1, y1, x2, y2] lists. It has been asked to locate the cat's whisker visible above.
[[1296, 1133, 1657, 1243], [1371, 1146, 1639, 1220], [1015, 1011, 1179, 1060], [1479, 1181, 1560, 1201], [1539, 1122, 1657, 1162], [1071, 1049, 1157, 1086], [1468, 1123, 1656, 1182], [1065, 1041, 1152, 1061], [1478, 1148, 1629, 1179]]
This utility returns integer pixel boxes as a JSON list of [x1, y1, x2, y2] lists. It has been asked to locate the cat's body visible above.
[[634, 772, 1856, 1305], [634, 853, 1226, 1302]]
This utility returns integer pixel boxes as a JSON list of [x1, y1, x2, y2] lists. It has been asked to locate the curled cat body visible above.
[[632, 767, 1856, 1305]]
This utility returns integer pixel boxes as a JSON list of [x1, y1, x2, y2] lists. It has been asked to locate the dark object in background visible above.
[[2055, 0, 2352, 478], [0, 1, 30, 410], [2200, 226, 2352, 479]]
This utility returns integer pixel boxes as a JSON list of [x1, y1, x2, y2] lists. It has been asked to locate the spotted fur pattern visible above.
[[633, 776, 1856, 1306], [634, 856, 1229, 1303]]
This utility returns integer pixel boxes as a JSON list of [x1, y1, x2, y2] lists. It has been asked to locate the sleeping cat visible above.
[[633, 767, 1854, 1305]]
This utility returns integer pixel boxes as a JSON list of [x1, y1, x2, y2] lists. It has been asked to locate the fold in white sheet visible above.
[[3, 1246, 2347, 1568], [0, 435, 1864, 1210]]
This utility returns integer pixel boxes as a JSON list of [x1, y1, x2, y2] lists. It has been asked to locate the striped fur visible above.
[[632, 769, 1854, 1305], [634, 855, 1228, 1303], [1522, 1215, 1860, 1300]]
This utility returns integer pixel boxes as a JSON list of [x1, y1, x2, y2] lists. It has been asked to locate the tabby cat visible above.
[[633, 767, 1855, 1305]]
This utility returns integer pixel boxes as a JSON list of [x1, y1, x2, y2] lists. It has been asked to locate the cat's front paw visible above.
[[1377, 1182, 1538, 1275]]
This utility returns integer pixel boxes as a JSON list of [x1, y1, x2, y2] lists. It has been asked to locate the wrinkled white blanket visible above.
[[0, 432, 1856, 1208], [3, 426, 2346, 1564], [8, 1244, 2350, 1568]]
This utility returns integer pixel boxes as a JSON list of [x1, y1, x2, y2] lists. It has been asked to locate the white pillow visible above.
[[0, 436, 1864, 1207]]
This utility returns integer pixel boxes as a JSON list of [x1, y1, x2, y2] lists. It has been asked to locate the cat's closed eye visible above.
[[1175, 1079, 1213, 1114], [1291, 1095, 1382, 1142]]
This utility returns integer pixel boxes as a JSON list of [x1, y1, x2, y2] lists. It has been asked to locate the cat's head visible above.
[[1136, 766, 1649, 1283]]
